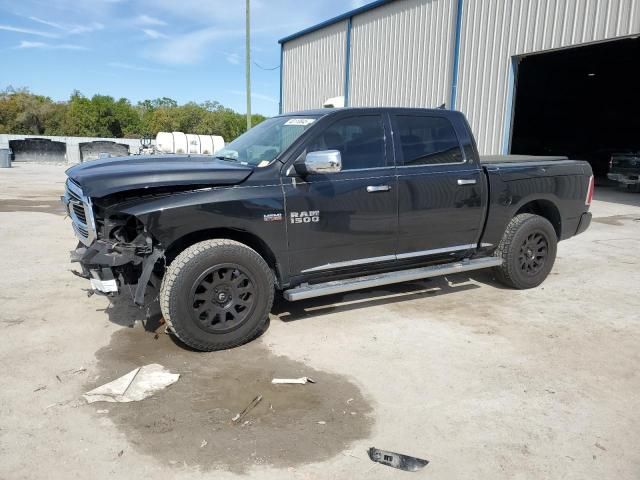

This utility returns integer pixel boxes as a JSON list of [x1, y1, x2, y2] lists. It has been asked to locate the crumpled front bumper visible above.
[[70, 240, 163, 305]]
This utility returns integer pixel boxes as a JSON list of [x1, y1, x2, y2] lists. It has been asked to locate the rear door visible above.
[[390, 113, 486, 260], [283, 113, 398, 277]]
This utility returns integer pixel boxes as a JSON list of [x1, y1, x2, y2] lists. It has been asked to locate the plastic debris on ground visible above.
[[271, 377, 315, 384], [368, 447, 429, 472], [83, 364, 179, 404]]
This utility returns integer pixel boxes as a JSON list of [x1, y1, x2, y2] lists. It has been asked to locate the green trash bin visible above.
[[0, 149, 11, 168]]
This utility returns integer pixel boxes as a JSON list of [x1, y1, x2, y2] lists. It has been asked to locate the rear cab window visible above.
[[393, 115, 465, 166]]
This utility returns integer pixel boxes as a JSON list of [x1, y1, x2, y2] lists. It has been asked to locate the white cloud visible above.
[[135, 14, 167, 26], [0, 24, 59, 38], [144, 27, 242, 65], [142, 28, 168, 39], [108, 61, 170, 73], [225, 52, 240, 65], [28, 16, 104, 35], [15, 40, 89, 50]]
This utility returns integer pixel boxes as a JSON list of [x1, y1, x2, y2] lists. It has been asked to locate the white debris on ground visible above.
[[83, 364, 179, 404], [271, 377, 315, 384]]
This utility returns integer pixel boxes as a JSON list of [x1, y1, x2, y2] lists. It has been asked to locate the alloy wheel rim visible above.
[[190, 264, 256, 333], [518, 231, 548, 275]]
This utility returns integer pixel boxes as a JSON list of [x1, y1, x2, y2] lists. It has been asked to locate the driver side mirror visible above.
[[294, 150, 342, 176]]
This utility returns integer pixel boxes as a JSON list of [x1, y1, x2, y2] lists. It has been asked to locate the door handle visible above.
[[457, 179, 477, 186], [367, 185, 391, 193]]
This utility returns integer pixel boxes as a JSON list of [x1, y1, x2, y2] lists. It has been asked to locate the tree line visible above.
[[0, 87, 266, 141]]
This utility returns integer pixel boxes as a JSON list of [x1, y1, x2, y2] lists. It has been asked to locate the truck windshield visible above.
[[215, 116, 319, 167]]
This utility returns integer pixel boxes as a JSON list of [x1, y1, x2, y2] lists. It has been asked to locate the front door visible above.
[[283, 113, 398, 277], [390, 113, 486, 260]]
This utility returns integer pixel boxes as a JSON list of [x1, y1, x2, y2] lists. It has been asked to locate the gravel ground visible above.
[[0, 163, 639, 479]]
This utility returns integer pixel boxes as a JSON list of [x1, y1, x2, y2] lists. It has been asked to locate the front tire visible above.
[[160, 239, 274, 351], [493, 213, 558, 289]]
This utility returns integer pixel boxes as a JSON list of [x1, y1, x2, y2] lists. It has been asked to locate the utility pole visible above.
[[245, 0, 252, 130]]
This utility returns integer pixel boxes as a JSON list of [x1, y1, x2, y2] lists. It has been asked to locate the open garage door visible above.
[[510, 37, 640, 180], [80, 141, 129, 162], [9, 138, 66, 163]]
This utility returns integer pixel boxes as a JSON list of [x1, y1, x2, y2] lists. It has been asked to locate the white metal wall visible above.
[[281, 21, 347, 112], [349, 0, 456, 108], [456, 0, 640, 154]]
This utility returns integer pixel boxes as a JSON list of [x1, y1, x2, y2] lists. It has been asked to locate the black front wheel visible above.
[[160, 240, 274, 351], [493, 213, 558, 289]]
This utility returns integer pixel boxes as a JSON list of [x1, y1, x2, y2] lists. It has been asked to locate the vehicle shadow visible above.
[[96, 269, 507, 347], [97, 284, 164, 332], [271, 271, 504, 323], [98, 283, 271, 351]]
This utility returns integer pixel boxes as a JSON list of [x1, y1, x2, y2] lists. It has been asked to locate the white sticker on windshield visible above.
[[285, 118, 315, 126]]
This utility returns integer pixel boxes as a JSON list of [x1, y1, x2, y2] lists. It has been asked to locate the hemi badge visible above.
[[263, 213, 283, 222]]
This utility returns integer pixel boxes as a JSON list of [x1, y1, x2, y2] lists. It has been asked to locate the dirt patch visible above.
[[592, 214, 640, 226], [0, 199, 66, 215], [89, 326, 373, 473]]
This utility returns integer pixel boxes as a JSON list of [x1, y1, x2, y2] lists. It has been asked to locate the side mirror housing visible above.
[[294, 150, 342, 175]]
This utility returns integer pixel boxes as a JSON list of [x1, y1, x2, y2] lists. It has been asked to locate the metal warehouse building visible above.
[[279, 0, 640, 174]]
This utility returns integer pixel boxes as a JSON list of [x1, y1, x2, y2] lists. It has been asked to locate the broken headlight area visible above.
[[70, 230, 164, 306]]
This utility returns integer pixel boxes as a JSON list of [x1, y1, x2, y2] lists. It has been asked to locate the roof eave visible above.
[[278, 0, 395, 44]]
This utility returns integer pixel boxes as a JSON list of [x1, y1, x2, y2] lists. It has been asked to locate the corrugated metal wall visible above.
[[349, 0, 456, 108], [281, 21, 347, 112], [456, 0, 640, 154]]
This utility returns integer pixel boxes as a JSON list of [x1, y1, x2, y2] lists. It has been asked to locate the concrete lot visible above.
[[1, 163, 639, 479]]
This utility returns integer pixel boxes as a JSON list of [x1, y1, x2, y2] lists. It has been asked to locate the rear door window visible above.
[[394, 115, 464, 166]]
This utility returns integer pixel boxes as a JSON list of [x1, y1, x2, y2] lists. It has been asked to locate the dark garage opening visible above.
[[510, 37, 640, 180], [9, 138, 66, 163]]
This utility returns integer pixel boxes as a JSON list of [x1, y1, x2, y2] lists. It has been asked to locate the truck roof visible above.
[[279, 107, 460, 118]]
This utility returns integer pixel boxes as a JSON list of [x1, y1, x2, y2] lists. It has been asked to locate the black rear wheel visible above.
[[494, 213, 558, 289], [160, 240, 274, 351]]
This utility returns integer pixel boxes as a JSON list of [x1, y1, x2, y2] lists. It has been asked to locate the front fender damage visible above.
[[71, 236, 164, 306]]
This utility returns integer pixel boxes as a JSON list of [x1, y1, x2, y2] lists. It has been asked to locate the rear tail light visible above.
[[585, 175, 594, 206]]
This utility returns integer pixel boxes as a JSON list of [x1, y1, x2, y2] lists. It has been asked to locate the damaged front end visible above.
[[62, 178, 163, 305]]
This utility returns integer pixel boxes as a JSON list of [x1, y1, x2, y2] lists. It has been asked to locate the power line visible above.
[[252, 61, 280, 71]]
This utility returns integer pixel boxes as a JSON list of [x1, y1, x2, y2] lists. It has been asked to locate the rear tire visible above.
[[160, 239, 274, 351], [493, 213, 557, 289]]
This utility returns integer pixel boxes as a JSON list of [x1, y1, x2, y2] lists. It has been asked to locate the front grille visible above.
[[72, 203, 87, 223], [63, 179, 96, 246]]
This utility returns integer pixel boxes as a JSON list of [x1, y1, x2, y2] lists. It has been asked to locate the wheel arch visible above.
[[514, 198, 562, 239], [163, 227, 283, 285]]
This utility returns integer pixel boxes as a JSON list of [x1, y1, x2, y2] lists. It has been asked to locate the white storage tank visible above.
[[155, 132, 225, 155], [211, 135, 224, 153], [155, 132, 174, 153], [172, 132, 188, 154], [200, 135, 213, 154], [186, 134, 200, 154]]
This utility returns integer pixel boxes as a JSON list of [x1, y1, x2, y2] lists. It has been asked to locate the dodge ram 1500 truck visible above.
[[62, 108, 594, 351]]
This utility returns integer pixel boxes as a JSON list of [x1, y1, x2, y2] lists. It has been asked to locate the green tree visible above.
[[0, 87, 267, 141]]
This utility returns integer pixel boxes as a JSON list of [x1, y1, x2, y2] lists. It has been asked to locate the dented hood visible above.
[[66, 154, 254, 198]]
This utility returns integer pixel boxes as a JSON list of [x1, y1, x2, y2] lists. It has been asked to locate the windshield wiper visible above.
[[215, 155, 239, 162]]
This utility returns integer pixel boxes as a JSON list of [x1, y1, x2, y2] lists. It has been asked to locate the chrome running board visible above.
[[283, 257, 503, 301]]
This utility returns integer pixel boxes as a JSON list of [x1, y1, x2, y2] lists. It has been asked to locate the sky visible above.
[[0, 0, 369, 116]]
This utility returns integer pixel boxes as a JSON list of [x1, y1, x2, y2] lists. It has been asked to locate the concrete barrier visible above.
[[0, 148, 10, 168], [0, 134, 150, 164]]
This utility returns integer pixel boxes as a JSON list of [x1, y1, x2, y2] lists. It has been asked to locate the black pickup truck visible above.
[[63, 108, 594, 351]]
